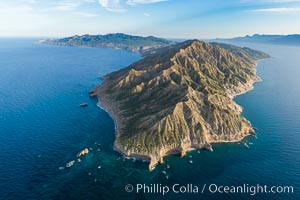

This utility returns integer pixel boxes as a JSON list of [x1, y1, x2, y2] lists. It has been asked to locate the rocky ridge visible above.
[[92, 40, 270, 170], [39, 33, 174, 55]]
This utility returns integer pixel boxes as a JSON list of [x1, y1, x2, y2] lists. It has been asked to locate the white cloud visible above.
[[73, 11, 98, 17], [98, 0, 126, 12], [251, 7, 300, 12], [143, 12, 150, 16], [126, 0, 167, 6], [0, 5, 34, 12], [99, 0, 109, 7], [51, 2, 81, 11], [97, 0, 167, 12], [19, 0, 39, 3]]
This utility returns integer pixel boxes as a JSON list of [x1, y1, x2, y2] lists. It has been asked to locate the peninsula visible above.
[[91, 40, 270, 170], [39, 33, 174, 55]]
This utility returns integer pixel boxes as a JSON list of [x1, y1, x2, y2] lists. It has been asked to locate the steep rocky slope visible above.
[[92, 40, 269, 170]]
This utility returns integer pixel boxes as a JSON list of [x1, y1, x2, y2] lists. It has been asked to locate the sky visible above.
[[0, 0, 300, 39]]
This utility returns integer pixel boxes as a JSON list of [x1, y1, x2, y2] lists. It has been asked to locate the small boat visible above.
[[166, 164, 171, 169], [197, 150, 200, 154], [189, 160, 193, 164], [162, 170, 167, 175], [244, 143, 250, 148], [59, 166, 64, 170], [98, 165, 102, 169]]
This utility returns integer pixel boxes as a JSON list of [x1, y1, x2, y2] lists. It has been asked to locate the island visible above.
[[38, 33, 174, 55], [91, 39, 270, 170], [220, 34, 300, 46]]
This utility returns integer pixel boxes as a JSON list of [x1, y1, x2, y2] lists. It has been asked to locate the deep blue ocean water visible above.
[[0, 39, 299, 200]]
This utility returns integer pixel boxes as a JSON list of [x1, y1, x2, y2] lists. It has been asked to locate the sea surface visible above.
[[0, 39, 299, 200]]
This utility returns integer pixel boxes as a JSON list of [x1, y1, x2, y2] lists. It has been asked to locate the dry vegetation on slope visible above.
[[93, 40, 270, 169]]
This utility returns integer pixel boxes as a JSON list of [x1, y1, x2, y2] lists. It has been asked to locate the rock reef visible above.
[[65, 160, 75, 168], [77, 148, 89, 157]]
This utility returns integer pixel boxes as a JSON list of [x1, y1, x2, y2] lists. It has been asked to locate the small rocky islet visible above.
[[63, 148, 90, 169]]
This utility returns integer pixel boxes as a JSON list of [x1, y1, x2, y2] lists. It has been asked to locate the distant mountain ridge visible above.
[[39, 33, 175, 55], [227, 34, 300, 45]]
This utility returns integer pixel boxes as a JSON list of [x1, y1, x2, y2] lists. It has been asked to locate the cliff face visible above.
[[93, 40, 269, 170]]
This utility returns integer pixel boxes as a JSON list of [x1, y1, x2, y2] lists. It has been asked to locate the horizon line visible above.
[[0, 32, 299, 40]]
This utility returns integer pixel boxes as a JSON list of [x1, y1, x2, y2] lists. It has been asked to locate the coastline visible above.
[[95, 91, 153, 163], [93, 58, 265, 170], [97, 99, 151, 162]]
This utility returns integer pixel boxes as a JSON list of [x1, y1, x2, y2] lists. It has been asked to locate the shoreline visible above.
[[228, 60, 264, 99], [96, 99, 117, 133], [93, 59, 265, 170], [95, 92, 154, 163]]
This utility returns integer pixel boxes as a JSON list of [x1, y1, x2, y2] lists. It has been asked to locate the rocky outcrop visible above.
[[77, 148, 89, 157], [93, 40, 270, 170], [79, 103, 88, 107], [65, 160, 75, 168]]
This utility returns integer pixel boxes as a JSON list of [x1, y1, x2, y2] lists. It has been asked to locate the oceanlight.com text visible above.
[[124, 183, 294, 196]]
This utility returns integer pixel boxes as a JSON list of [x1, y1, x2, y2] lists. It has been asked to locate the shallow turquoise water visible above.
[[0, 39, 299, 200]]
